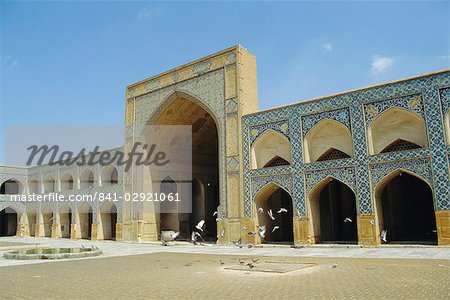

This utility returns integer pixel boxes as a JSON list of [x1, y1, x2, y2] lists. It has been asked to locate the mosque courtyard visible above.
[[0, 237, 449, 299]]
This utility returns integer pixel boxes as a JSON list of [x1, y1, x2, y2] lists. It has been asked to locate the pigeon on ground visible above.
[[247, 244, 253, 248], [259, 229, 266, 239], [268, 209, 275, 220], [271, 226, 280, 233], [191, 231, 202, 244], [344, 217, 352, 223], [277, 208, 287, 213], [196, 220, 205, 231], [233, 240, 243, 248], [247, 263, 255, 269], [381, 230, 387, 242], [252, 258, 259, 263], [239, 259, 245, 265], [220, 260, 225, 266]]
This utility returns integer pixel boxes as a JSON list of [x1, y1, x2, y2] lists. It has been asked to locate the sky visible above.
[[1, 0, 449, 164]]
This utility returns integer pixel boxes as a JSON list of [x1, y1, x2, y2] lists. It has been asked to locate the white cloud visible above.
[[138, 7, 154, 19], [1, 55, 19, 72], [323, 42, 333, 53], [438, 54, 450, 60], [371, 55, 394, 74]]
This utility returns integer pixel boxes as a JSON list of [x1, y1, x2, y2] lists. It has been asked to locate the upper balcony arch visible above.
[[0, 178, 23, 195], [303, 119, 354, 164], [367, 107, 427, 155], [60, 172, 74, 191], [79, 169, 95, 190], [28, 179, 39, 194], [43, 175, 56, 193], [101, 166, 119, 186], [250, 129, 292, 169]]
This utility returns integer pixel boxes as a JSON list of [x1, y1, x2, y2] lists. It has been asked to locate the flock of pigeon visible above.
[[165, 207, 366, 245]]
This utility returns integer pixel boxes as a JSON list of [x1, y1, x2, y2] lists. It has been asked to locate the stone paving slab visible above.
[[0, 236, 450, 270], [0, 252, 449, 299]]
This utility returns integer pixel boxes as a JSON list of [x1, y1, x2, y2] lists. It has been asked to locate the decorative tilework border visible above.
[[301, 107, 351, 137]]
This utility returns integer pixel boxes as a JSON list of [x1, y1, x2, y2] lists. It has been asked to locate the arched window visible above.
[[368, 107, 427, 155], [101, 166, 119, 186], [304, 119, 353, 163], [60, 173, 74, 190], [263, 156, 290, 168], [251, 129, 292, 169], [0, 179, 22, 195], [29, 180, 39, 194], [43, 176, 55, 193], [80, 169, 95, 189]]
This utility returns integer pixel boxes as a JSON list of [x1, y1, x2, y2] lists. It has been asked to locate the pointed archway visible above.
[[79, 204, 93, 239], [159, 177, 179, 233], [0, 179, 22, 195], [254, 183, 293, 244], [101, 202, 117, 240], [251, 129, 292, 169], [308, 177, 357, 244], [0, 207, 18, 236], [304, 119, 353, 163], [375, 170, 437, 244], [147, 92, 220, 242], [368, 107, 427, 155], [59, 205, 72, 238]]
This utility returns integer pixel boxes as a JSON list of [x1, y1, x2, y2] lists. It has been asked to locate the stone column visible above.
[[34, 212, 45, 237], [115, 222, 123, 241], [70, 211, 81, 239], [293, 217, 309, 246], [17, 213, 29, 237], [51, 211, 61, 238], [91, 212, 102, 241], [357, 214, 380, 247], [436, 210, 450, 246]]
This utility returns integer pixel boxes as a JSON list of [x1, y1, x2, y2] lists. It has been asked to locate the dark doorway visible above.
[[256, 187, 293, 244], [0, 208, 17, 236], [380, 173, 437, 244], [160, 177, 179, 232], [318, 180, 357, 243]]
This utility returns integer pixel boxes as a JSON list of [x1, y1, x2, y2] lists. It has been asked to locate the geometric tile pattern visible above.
[[301, 107, 351, 137], [303, 166, 356, 200], [250, 173, 293, 201], [243, 71, 450, 218], [250, 120, 290, 145], [369, 158, 433, 189], [363, 93, 425, 124]]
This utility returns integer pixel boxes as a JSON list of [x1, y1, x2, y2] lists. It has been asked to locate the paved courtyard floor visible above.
[[0, 237, 449, 299]]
